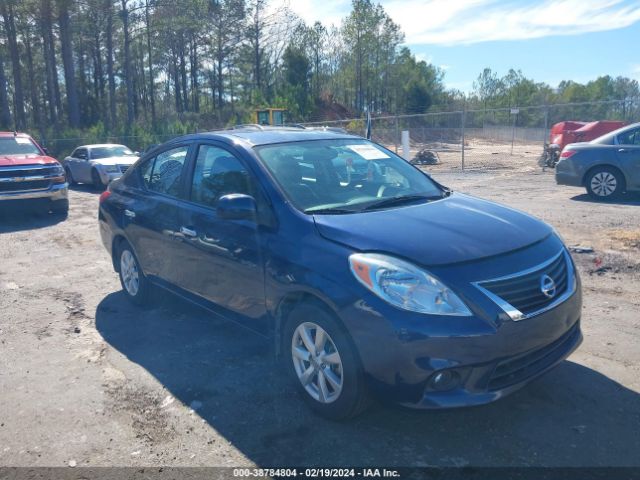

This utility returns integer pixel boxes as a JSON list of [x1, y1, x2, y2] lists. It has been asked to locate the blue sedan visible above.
[[99, 127, 582, 419]]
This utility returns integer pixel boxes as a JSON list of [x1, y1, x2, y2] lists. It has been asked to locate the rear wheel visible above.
[[283, 302, 370, 420], [117, 242, 151, 305], [586, 167, 623, 200]]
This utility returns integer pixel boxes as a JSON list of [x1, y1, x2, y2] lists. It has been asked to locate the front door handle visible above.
[[618, 148, 630, 153], [124, 209, 136, 218], [180, 226, 197, 238]]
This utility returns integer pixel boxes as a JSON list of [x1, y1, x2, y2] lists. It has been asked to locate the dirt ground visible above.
[[1, 169, 639, 468]]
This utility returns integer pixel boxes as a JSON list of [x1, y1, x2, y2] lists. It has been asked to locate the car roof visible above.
[[0, 132, 33, 138], [77, 144, 128, 149], [165, 127, 360, 147]]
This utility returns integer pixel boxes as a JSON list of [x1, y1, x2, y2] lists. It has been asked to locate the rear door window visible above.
[[140, 145, 189, 197], [618, 128, 640, 146]]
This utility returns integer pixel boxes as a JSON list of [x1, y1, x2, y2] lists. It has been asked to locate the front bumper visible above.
[[349, 288, 582, 409], [0, 182, 68, 202], [404, 319, 582, 409]]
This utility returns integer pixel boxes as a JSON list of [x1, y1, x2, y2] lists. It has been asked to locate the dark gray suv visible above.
[[556, 122, 640, 199]]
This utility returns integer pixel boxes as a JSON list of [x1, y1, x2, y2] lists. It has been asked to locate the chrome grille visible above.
[[0, 180, 50, 192], [0, 164, 58, 194], [475, 250, 574, 320], [0, 165, 59, 179]]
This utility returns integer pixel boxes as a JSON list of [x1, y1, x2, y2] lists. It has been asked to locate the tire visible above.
[[117, 241, 151, 305], [586, 166, 624, 200], [92, 169, 105, 191], [50, 199, 69, 217], [65, 167, 76, 185], [283, 302, 370, 420]]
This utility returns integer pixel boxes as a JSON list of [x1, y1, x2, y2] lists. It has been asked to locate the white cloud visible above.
[[383, 0, 640, 46], [271, 0, 640, 46], [277, 0, 348, 28]]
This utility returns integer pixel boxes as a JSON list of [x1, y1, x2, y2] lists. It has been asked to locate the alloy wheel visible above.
[[291, 322, 343, 403], [120, 250, 140, 297], [590, 172, 617, 197]]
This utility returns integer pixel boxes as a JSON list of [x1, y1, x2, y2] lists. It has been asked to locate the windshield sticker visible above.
[[15, 137, 32, 145], [346, 144, 390, 160]]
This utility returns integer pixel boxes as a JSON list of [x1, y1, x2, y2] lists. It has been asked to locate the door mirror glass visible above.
[[217, 194, 257, 221]]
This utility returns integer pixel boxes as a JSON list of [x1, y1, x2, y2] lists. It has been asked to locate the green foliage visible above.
[[2, 0, 639, 150]]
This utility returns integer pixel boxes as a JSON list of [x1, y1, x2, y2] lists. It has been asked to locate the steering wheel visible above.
[[376, 185, 387, 198]]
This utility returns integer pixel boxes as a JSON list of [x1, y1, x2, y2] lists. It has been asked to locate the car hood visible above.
[[0, 154, 59, 166], [313, 193, 553, 266], [92, 156, 138, 166]]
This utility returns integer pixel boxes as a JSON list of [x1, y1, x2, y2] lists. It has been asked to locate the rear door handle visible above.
[[124, 209, 136, 218], [180, 226, 197, 238]]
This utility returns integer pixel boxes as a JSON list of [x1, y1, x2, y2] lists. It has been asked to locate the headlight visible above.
[[103, 164, 120, 173], [349, 253, 472, 316]]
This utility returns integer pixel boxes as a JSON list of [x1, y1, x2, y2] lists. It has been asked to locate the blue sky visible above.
[[282, 0, 640, 92]]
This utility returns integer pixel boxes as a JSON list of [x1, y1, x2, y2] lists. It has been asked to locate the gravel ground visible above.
[[0, 170, 639, 468]]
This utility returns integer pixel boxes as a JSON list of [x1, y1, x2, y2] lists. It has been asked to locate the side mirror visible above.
[[217, 194, 257, 221], [42, 147, 49, 155], [134, 151, 140, 156]]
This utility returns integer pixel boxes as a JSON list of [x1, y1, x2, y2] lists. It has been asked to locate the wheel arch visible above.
[[582, 163, 627, 191], [111, 234, 129, 273], [273, 290, 350, 357]]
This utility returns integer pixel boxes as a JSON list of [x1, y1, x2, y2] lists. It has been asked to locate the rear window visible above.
[[0, 136, 42, 156]]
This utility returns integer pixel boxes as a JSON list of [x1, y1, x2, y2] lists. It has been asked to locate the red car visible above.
[[0, 132, 69, 215]]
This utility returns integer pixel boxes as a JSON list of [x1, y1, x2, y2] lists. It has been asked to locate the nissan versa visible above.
[[99, 128, 582, 419]]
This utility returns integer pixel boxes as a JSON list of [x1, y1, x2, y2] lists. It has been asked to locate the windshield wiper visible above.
[[361, 194, 444, 211], [304, 207, 357, 215]]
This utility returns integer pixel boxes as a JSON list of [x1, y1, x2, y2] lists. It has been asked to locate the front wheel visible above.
[[118, 242, 151, 305], [283, 303, 370, 420], [65, 167, 76, 185], [586, 167, 623, 200], [92, 169, 105, 191]]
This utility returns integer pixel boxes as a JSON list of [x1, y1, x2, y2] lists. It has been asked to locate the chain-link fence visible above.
[[302, 98, 640, 172], [40, 98, 639, 173]]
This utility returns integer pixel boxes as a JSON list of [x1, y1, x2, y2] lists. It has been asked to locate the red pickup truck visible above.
[[0, 132, 69, 215]]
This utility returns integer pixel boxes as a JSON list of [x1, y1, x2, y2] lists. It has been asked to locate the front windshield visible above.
[[91, 145, 134, 159], [254, 139, 444, 213], [0, 136, 42, 156]]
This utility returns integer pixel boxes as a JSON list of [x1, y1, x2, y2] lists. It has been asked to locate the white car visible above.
[[63, 144, 139, 189]]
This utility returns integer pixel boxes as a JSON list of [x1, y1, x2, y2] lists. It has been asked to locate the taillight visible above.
[[99, 190, 111, 204], [560, 150, 576, 159]]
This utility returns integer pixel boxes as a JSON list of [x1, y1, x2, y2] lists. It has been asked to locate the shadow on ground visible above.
[[69, 183, 102, 194], [0, 210, 67, 234], [570, 192, 640, 206], [96, 291, 640, 467]]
